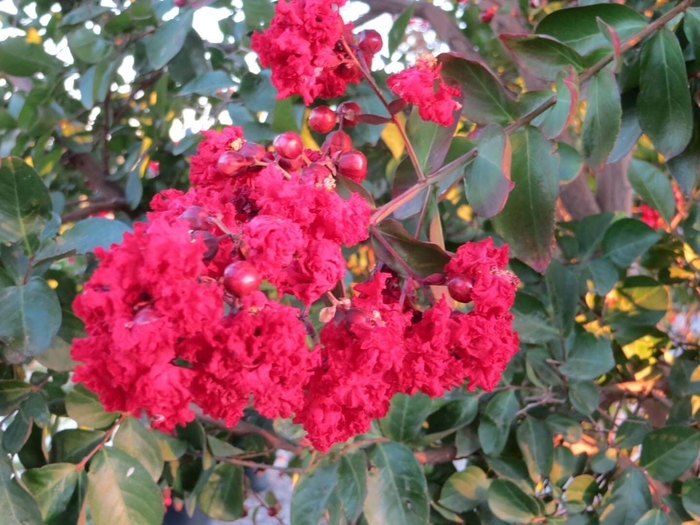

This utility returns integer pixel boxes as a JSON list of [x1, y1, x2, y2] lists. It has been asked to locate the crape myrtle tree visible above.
[[1, 0, 700, 523]]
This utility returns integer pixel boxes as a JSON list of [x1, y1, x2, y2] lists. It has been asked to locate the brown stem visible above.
[[216, 456, 304, 474], [61, 199, 128, 223], [75, 414, 127, 471]]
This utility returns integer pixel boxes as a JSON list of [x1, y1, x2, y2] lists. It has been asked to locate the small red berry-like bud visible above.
[[278, 156, 304, 172], [338, 101, 362, 128], [308, 106, 337, 134], [336, 150, 368, 182], [273, 131, 304, 159], [322, 131, 352, 156], [480, 6, 497, 23], [447, 275, 473, 303], [191, 231, 219, 262], [223, 261, 262, 297], [358, 30, 382, 55], [267, 507, 279, 517], [178, 206, 209, 230], [335, 62, 359, 80], [239, 141, 266, 162], [174, 0, 187, 6], [218, 150, 252, 176]]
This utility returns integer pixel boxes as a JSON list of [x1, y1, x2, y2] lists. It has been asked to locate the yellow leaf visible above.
[[300, 111, 320, 150], [381, 114, 406, 160], [25, 27, 41, 44]]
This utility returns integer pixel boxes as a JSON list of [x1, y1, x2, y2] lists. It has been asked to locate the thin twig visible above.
[[75, 414, 127, 471]]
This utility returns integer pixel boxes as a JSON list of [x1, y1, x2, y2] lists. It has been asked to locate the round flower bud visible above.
[[338, 101, 362, 128], [358, 30, 382, 55], [191, 230, 219, 262], [218, 150, 252, 176], [308, 106, 337, 134], [223, 261, 262, 297], [273, 132, 304, 159], [447, 275, 473, 303], [336, 150, 367, 182], [178, 206, 209, 230]]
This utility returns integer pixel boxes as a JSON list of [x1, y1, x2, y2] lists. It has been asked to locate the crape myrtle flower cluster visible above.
[[70, 0, 519, 451]]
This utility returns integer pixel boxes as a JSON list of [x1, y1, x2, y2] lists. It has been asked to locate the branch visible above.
[[59, 147, 126, 203], [61, 199, 129, 223], [75, 414, 127, 471]]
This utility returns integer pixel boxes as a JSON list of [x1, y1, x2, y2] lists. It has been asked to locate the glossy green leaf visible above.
[[615, 417, 651, 450], [536, 4, 646, 56], [426, 396, 478, 438], [87, 448, 163, 525], [145, 11, 194, 70], [492, 127, 559, 272], [602, 218, 661, 267], [0, 157, 52, 252], [639, 427, 700, 482], [565, 475, 598, 513], [605, 276, 669, 328], [545, 260, 578, 337], [600, 468, 652, 525], [439, 53, 519, 125], [581, 68, 621, 170], [3, 408, 32, 454], [65, 384, 119, 430], [37, 218, 130, 263], [50, 429, 105, 464], [540, 68, 579, 140], [478, 390, 519, 457], [546, 415, 582, 444], [0, 455, 43, 525], [637, 29, 693, 159], [242, 0, 274, 30], [667, 117, 700, 195], [198, 463, 244, 521], [78, 61, 117, 110], [512, 293, 560, 344], [379, 393, 432, 442], [487, 480, 541, 523], [67, 28, 114, 64], [207, 436, 243, 458], [0, 38, 62, 76], [0, 278, 61, 363], [114, 418, 164, 482], [681, 477, 700, 521], [364, 442, 429, 525], [516, 417, 554, 480], [463, 123, 513, 218], [634, 509, 668, 525], [438, 466, 490, 514], [0, 381, 33, 414], [23, 463, 79, 524], [388, 5, 415, 56], [500, 35, 584, 81], [328, 452, 367, 524], [407, 103, 461, 175], [569, 381, 600, 415], [609, 93, 643, 164], [291, 462, 339, 525], [179, 71, 235, 97], [559, 333, 614, 381], [629, 160, 675, 225]]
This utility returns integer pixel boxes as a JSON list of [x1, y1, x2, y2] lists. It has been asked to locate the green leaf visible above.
[[0, 455, 43, 525], [67, 28, 114, 64], [145, 11, 194, 70], [637, 29, 693, 159], [439, 53, 519, 125], [78, 62, 117, 110], [516, 417, 554, 481], [371, 220, 451, 279], [125, 171, 143, 210], [512, 293, 560, 344], [628, 161, 675, 226], [271, 98, 301, 134], [581, 68, 621, 170], [379, 393, 432, 442], [609, 92, 643, 164], [37, 218, 130, 263], [50, 429, 105, 464], [559, 333, 614, 381], [0, 157, 52, 252], [438, 466, 490, 514], [198, 463, 244, 521], [500, 35, 584, 81], [667, 118, 700, 196], [487, 479, 541, 523], [682, 477, 700, 521], [684, 9, 700, 60], [87, 448, 163, 525], [3, 408, 32, 453], [114, 418, 164, 482], [492, 127, 559, 272], [425, 396, 478, 438], [574, 212, 614, 259], [600, 468, 652, 525], [406, 104, 461, 175], [328, 452, 367, 524], [545, 260, 578, 337], [65, 384, 119, 430], [540, 68, 579, 140], [463, 123, 513, 218], [242, 0, 274, 30], [291, 462, 339, 525], [602, 218, 661, 267], [364, 442, 429, 525], [0, 381, 33, 414], [605, 276, 669, 328], [639, 427, 700, 482], [207, 436, 243, 458], [388, 5, 415, 56], [478, 390, 519, 457], [614, 417, 651, 449], [0, 38, 62, 76], [546, 414, 582, 444], [634, 509, 668, 525], [536, 4, 646, 56], [569, 381, 600, 415], [179, 71, 235, 97], [565, 475, 598, 514], [590, 448, 618, 474], [0, 278, 62, 363], [155, 431, 187, 462], [23, 463, 79, 524]]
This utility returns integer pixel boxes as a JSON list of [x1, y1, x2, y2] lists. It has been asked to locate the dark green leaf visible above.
[[87, 448, 164, 525], [406, 103, 461, 175], [639, 427, 700, 482], [439, 53, 519, 125], [50, 429, 105, 464], [581, 68, 621, 170], [0, 38, 62, 76], [23, 463, 79, 524], [478, 390, 519, 456], [539, 68, 579, 140], [500, 35, 584, 81], [609, 92, 643, 163], [614, 417, 651, 449], [545, 260, 578, 337], [0, 381, 33, 414], [22, 394, 48, 428], [492, 127, 559, 272], [364, 442, 429, 525], [3, 408, 32, 454], [600, 468, 652, 525], [114, 418, 164, 482], [0, 278, 62, 363], [464, 123, 513, 218], [605, 276, 669, 328], [635, 509, 668, 525], [155, 431, 188, 462], [487, 480, 541, 523], [559, 333, 614, 380], [291, 462, 339, 525], [78, 62, 117, 110], [0, 157, 52, 252], [546, 414, 582, 444], [242, 0, 274, 30], [426, 396, 478, 437], [681, 477, 700, 521], [590, 448, 618, 474], [379, 393, 432, 442], [637, 29, 693, 158], [145, 11, 194, 70], [67, 28, 114, 63], [667, 117, 700, 195], [438, 466, 490, 514], [37, 218, 130, 263], [329, 452, 367, 524], [125, 170, 143, 210], [628, 159, 675, 225], [198, 463, 244, 521], [207, 436, 243, 458], [388, 5, 416, 56], [565, 475, 598, 513], [602, 218, 661, 267], [65, 384, 119, 430], [516, 417, 554, 480], [536, 4, 646, 56], [512, 293, 560, 344], [179, 71, 235, 97], [0, 455, 43, 525], [569, 381, 600, 415]]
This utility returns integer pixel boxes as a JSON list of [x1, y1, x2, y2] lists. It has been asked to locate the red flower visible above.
[[387, 58, 462, 126]]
